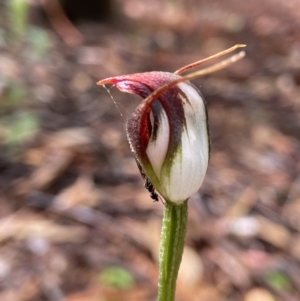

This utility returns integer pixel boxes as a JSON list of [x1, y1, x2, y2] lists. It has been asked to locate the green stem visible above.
[[158, 200, 188, 301]]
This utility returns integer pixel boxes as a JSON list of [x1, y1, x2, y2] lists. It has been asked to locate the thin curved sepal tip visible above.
[[174, 44, 246, 75], [138, 50, 246, 112], [97, 77, 116, 86]]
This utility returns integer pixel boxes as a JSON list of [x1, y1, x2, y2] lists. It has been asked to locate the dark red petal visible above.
[[98, 72, 179, 98], [98, 71, 187, 175]]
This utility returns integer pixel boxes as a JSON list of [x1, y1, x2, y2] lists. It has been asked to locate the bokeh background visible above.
[[1, 0, 300, 300]]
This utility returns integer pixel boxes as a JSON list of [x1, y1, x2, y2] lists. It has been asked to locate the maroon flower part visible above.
[[98, 45, 246, 203], [99, 71, 209, 203]]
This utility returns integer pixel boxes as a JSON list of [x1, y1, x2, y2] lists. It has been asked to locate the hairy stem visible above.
[[158, 200, 188, 301]]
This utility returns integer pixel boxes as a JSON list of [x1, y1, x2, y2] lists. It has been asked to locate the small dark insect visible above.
[[144, 176, 160, 202], [136, 160, 161, 203]]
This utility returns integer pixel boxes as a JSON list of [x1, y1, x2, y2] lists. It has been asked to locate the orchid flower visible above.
[[98, 45, 245, 204], [98, 45, 245, 301], [100, 71, 209, 204]]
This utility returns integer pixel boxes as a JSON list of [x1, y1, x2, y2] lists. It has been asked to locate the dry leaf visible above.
[[53, 176, 101, 210], [0, 212, 87, 243], [244, 288, 276, 301]]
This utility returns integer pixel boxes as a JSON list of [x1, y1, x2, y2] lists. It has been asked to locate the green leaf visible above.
[[98, 266, 135, 289], [2, 111, 39, 145], [26, 27, 51, 59], [8, 0, 29, 37], [266, 270, 292, 292], [7, 82, 27, 106]]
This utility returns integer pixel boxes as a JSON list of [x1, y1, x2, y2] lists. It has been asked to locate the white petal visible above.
[[162, 82, 209, 203], [146, 108, 170, 177]]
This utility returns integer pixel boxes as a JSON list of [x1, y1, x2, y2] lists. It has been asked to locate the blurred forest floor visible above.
[[1, 0, 300, 300]]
